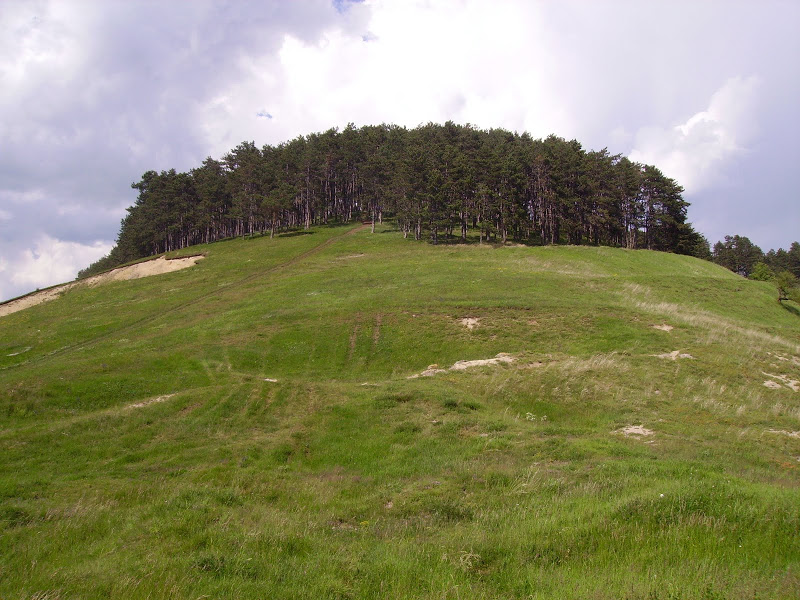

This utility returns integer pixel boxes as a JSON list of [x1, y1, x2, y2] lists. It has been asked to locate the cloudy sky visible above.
[[1, 0, 798, 302]]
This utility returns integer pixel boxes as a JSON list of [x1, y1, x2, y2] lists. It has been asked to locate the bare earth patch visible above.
[[767, 352, 800, 366], [459, 317, 480, 330], [89, 255, 204, 285], [336, 253, 365, 260], [409, 353, 514, 378], [652, 324, 674, 332], [762, 372, 800, 392], [767, 429, 800, 439], [6, 347, 32, 357], [617, 425, 654, 438], [0, 255, 204, 318], [414, 364, 447, 377], [654, 350, 694, 360], [0, 286, 75, 318], [127, 394, 175, 410], [763, 380, 783, 390], [451, 353, 515, 370]]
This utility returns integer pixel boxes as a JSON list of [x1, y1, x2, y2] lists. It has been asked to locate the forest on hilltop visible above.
[[80, 122, 710, 277]]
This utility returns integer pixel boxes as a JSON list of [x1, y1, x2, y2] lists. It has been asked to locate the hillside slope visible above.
[[1, 224, 799, 599]]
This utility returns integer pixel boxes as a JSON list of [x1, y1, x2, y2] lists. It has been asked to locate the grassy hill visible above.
[[1, 223, 799, 599]]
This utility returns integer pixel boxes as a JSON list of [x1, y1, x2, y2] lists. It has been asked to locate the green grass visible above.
[[1, 223, 799, 599]]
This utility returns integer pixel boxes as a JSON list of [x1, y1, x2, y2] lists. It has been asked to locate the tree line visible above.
[[711, 235, 800, 278], [711, 235, 800, 301], [80, 122, 710, 278]]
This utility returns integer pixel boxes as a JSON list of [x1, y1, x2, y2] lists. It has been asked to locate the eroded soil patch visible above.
[[762, 372, 800, 392], [767, 429, 800, 439], [409, 353, 515, 378], [0, 255, 204, 318], [127, 394, 175, 410], [459, 317, 480, 330], [654, 350, 694, 360], [616, 425, 654, 438]]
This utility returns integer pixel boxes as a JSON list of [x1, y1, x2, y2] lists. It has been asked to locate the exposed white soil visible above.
[[263, 378, 278, 383], [127, 394, 175, 410], [0, 286, 73, 317], [617, 425, 654, 437], [337, 253, 365, 260], [767, 352, 800, 366], [0, 255, 204, 318], [763, 380, 783, 390], [451, 353, 514, 370], [408, 353, 515, 378], [762, 372, 800, 392], [414, 364, 447, 377], [654, 350, 694, 360], [652, 324, 674, 332], [86, 255, 204, 286], [459, 317, 480, 330], [6, 347, 32, 357], [767, 429, 800, 438]]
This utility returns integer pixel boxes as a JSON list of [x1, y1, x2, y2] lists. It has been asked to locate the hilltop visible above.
[[79, 122, 710, 279], [1, 224, 799, 599]]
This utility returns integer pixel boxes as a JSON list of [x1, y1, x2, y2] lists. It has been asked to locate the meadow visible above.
[[1, 223, 798, 599]]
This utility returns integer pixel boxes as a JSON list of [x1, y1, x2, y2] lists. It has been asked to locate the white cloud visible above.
[[629, 76, 761, 193], [0, 189, 46, 205], [2, 235, 112, 300], [197, 0, 575, 153]]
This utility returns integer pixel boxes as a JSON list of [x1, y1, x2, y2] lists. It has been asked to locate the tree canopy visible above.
[[80, 122, 708, 277], [712, 235, 764, 277], [711, 236, 800, 284]]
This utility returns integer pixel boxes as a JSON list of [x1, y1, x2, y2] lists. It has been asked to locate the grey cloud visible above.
[[0, 0, 797, 301], [536, 1, 799, 249], [1, 0, 365, 300]]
